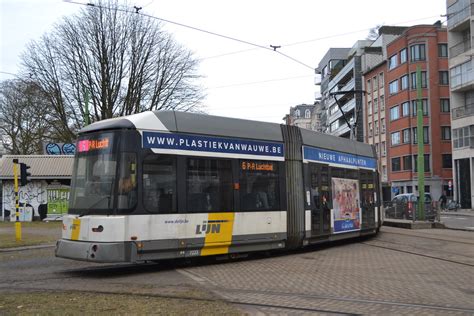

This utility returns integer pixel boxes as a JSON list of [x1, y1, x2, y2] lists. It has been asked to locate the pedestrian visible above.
[[439, 192, 447, 210]]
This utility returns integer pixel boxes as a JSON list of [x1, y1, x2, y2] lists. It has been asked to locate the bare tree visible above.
[[0, 80, 50, 154], [21, 0, 204, 132], [366, 25, 382, 40]]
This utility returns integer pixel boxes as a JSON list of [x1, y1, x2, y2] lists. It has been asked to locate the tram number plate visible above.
[[187, 250, 199, 257]]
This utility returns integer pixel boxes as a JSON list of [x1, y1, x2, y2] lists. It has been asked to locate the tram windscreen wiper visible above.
[[78, 196, 111, 217]]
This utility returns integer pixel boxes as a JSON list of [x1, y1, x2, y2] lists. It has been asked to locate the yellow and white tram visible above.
[[55, 111, 380, 263]]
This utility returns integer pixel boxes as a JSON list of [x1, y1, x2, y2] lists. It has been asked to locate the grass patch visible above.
[[0, 291, 242, 315], [0, 221, 62, 248]]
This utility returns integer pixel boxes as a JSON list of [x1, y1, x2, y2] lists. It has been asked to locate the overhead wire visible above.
[[63, 0, 314, 69]]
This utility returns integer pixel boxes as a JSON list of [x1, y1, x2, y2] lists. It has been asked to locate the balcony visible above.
[[447, 0, 471, 31], [328, 98, 356, 121], [450, 60, 474, 91], [450, 39, 471, 58], [452, 103, 474, 119]]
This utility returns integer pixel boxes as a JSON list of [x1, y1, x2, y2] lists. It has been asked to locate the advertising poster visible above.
[[332, 178, 360, 233]]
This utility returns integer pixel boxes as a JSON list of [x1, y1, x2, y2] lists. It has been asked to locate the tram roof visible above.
[[80, 111, 375, 158]]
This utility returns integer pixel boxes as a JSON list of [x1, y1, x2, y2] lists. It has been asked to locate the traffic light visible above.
[[20, 163, 31, 186]]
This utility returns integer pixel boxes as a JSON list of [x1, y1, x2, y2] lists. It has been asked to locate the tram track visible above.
[[379, 230, 474, 245], [6, 284, 474, 315], [361, 240, 474, 267]]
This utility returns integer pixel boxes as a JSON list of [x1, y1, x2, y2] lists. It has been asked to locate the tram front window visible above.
[[69, 132, 137, 215]]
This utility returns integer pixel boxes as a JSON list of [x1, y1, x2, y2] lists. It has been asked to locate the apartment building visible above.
[[315, 48, 351, 136], [283, 104, 315, 130], [385, 23, 452, 201], [447, 0, 474, 209], [363, 26, 407, 201]]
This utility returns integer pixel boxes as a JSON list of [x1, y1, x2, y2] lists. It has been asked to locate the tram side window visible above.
[[240, 160, 280, 211], [186, 158, 233, 212], [117, 152, 138, 210], [143, 155, 176, 213]]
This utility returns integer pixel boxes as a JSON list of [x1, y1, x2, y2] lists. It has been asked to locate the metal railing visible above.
[[450, 39, 471, 58], [452, 103, 474, 119], [383, 200, 439, 222]]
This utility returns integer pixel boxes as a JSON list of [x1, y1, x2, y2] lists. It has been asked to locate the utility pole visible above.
[[416, 66, 425, 221]]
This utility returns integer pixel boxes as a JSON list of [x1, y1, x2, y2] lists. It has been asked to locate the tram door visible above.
[[360, 170, 376, 229], [309, 163, 331, 236]]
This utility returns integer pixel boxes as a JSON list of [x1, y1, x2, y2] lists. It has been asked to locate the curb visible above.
[[440, 212, 474, 217], [0, 243, 55, 253]]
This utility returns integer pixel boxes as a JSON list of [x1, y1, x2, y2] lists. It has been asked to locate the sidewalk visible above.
[[440, 208, 474, 217]]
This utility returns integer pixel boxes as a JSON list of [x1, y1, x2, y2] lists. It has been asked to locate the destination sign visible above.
[[303, 146, 376, 169]]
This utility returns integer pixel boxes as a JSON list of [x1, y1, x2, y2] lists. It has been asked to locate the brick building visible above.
[[385, 23, 452, 200]]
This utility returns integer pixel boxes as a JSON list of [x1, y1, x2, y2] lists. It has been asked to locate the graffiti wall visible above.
[[1, 181, 70, 221]]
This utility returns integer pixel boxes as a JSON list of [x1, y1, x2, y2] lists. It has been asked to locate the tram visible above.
[[55, 111, 380, 263]]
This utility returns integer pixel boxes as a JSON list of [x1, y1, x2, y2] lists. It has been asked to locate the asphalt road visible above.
[[1, 226, 473, 315], [441, 212, 474, 230]]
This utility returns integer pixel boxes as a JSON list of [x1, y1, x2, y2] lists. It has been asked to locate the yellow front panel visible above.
[[201, 212, 235, 256], [70, 218, 81, 241]]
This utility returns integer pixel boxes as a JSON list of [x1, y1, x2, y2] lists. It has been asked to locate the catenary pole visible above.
[[416, 66, 425, 221]]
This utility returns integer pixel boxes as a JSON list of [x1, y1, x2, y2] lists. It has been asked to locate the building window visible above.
[[389, 80, 399, 94], [410, 44, 426, 61], [381, 141, 386, 156], [411, 99, 429, 116], [402, 101, 410, 117], [391, 131, 401, 146], [442, 154, 452, 168], [450, 60, 473, 89], [400, 48, 407, 64], [413, 154, 430, 172], [330, 120, 339, 132], [452, 125, 474, 148], [373, 98, 378, 113], [389, 54, 398, 70], [440, 99, 450, 113], [375, 121, 379, 135], [400, 75, 409, 90], [390, 105, 400, 121], [438, 44, 448, 57], [379, 73, 384, 87], [305, 109, 311, 118], [368, 101, 372, 115], [367, 79, 371, 94], [381, 118, 385, 133], [410, 71, 427, 89], [295, 109, 300, 117], [412, 126, 429, 144], [402, 128, 411, 143], [441, 126, 451, 140], [380, 96, 385, 111], [373, 76, 378, 90], [369, 122, 373, 136], [439, 71, 449, 85], [403, 155, 412, 171], [391, 157, 401, 172]]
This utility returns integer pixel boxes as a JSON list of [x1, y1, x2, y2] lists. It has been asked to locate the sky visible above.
[[0, 0, 447, 123]]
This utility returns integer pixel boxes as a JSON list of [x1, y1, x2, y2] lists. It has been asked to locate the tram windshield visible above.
[[69, 131, 137, 215]]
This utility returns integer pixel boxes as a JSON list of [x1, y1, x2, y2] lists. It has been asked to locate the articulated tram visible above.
[[55, 111, 380, 263]]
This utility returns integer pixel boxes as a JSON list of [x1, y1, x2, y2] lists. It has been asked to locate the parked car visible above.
[[384, 193, 435, 221]]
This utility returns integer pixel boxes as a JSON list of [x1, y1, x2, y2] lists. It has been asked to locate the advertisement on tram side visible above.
[[332, 178, 361, 233]]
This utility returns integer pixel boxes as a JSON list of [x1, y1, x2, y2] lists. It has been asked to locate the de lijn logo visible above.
[[195, 220, 229, 235]]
